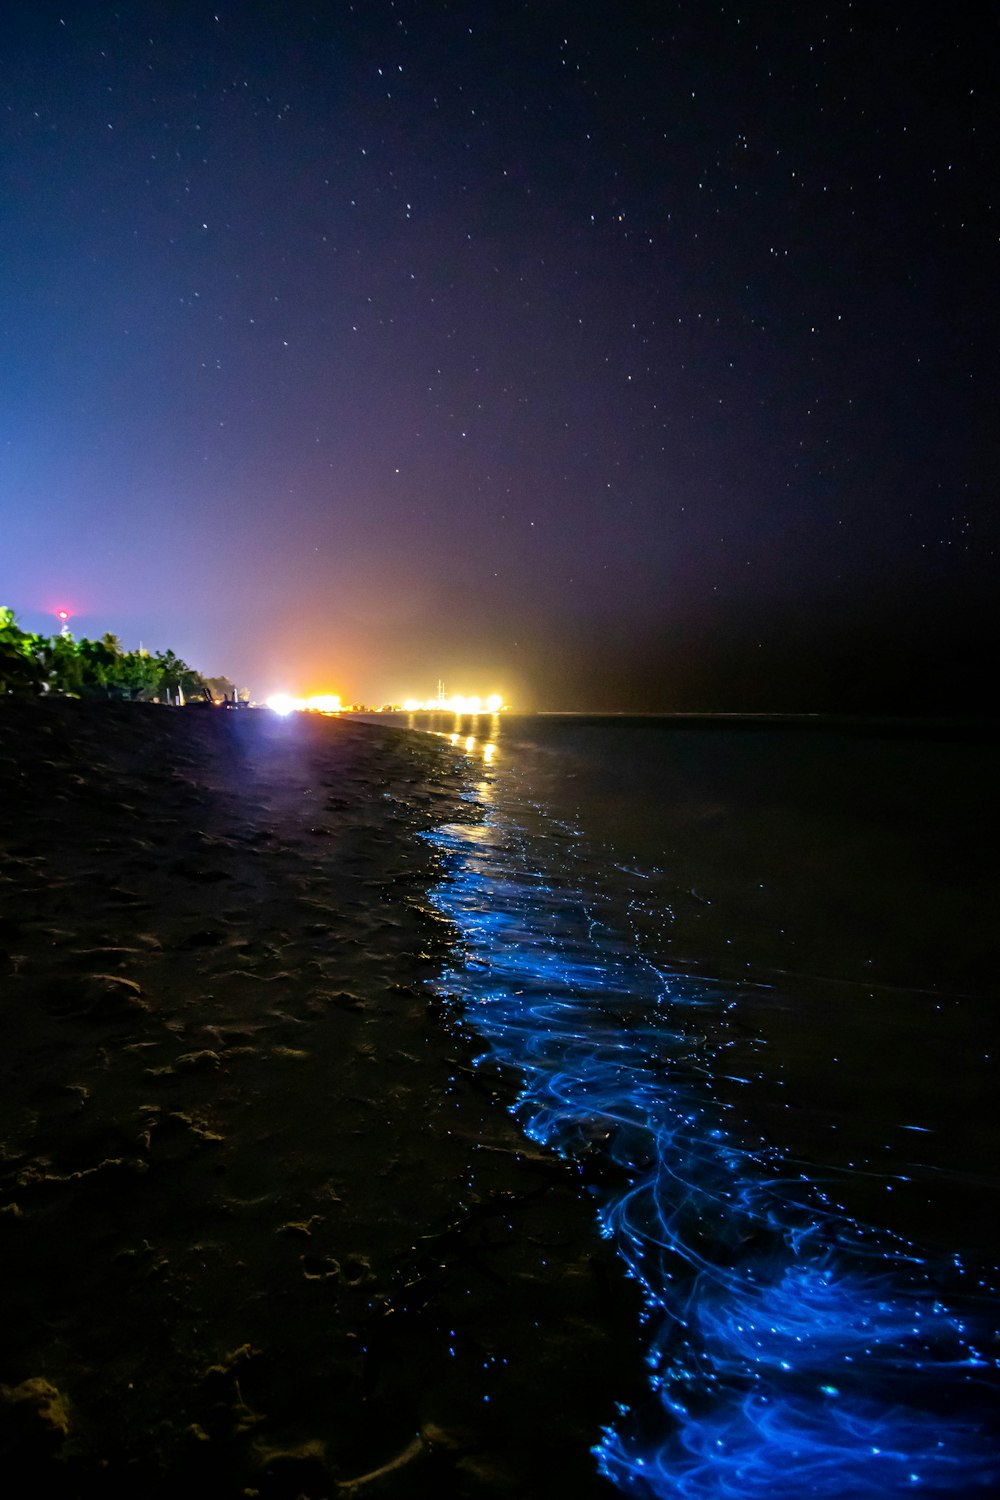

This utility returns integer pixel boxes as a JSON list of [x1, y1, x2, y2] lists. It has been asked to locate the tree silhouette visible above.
[[1, 606, 219, 703]]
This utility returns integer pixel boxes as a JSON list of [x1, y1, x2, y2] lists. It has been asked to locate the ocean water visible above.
[[372, 713, 1000, 1495]]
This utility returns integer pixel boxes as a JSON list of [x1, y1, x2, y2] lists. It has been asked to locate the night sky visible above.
[[2, 2, 995, 711]]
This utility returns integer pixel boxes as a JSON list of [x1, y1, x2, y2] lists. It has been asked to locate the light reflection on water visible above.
[[419, 737, 1000, 1498]]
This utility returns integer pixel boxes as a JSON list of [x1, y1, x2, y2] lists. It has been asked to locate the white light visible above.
[[266, 693, 298, 716]]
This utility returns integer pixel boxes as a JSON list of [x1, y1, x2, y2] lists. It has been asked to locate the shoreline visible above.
[[366, 709, 1000, 743], [0, 699, 642, 1497]]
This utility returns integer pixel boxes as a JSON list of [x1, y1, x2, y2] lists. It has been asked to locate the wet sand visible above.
[[0, 699, 641, 1498]]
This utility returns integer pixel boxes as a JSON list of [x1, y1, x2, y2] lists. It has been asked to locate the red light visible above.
[[57, 611, 69, 620]]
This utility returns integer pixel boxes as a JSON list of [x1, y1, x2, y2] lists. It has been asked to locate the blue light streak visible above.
[[421, 773, 1000, 1497]]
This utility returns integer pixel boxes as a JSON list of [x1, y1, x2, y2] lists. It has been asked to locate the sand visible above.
[[0, 699, 641, 1499]]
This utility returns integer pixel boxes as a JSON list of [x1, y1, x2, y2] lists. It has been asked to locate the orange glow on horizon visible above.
[[402, 692, 506, 713], [266, 692, 343, 716]]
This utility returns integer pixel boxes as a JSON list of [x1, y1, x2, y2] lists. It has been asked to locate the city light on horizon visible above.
[[265, 689, 507, 717], [266, 693, 343, 716], [402, 693, 505, 714]]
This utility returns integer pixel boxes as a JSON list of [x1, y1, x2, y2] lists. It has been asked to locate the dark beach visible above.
[[0, 699, 641, 1498]]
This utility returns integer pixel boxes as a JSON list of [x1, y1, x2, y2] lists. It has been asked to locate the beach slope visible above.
[[0, 700, 638, 1498]]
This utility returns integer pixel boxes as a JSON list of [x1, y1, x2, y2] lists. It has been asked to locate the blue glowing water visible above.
[[412, 716, 1000, 1497]]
